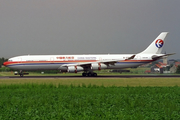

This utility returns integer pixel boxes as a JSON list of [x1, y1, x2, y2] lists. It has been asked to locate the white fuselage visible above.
[[4, 54, 157, 72]]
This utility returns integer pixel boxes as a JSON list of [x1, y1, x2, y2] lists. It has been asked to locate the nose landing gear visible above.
[[18, 70, 29, 77]]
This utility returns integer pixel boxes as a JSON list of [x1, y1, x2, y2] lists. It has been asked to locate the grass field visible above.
[[1, 72, 180, 119], [0, 84, 180, 119]]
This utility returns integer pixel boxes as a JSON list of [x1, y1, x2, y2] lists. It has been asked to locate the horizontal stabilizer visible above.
[[152, 53, 175, 60]]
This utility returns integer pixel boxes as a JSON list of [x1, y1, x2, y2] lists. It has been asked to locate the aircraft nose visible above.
[[3, 62, 8, 66]]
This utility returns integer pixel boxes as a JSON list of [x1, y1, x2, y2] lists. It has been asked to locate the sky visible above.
[[0, 0, 180, 59]]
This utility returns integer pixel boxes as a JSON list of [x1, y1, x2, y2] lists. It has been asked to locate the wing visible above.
[[61, 54, 136, 68], [61, 59, 121, 68], [61, 54, 137, 70]]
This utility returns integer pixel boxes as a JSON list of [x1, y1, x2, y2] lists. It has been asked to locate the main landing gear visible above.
[[18, 70, 29, 77], [82, 72, 97, 77]]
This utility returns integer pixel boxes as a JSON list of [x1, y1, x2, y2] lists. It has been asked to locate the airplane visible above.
[[3, 32, 174, 77]]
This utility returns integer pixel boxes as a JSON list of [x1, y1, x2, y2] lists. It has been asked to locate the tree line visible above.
[[0, 57, 8, 68]]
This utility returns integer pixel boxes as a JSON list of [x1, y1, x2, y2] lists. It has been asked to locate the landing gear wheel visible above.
[[93, 73, 97, 77], [19, 70, 24, 77], [20, 74, 23, 77], [82, 73, 87, 77], [83, 72, 97, 77], [87, 73, 92, 77]]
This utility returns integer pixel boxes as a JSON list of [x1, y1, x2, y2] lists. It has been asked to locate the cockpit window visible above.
[[8, 59, 12, 62]]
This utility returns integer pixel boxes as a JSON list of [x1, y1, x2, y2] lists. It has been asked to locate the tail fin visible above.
[[140, 32, 168, 54]]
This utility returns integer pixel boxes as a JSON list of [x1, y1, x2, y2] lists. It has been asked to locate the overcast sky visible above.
[[0, 0, 180, 59]]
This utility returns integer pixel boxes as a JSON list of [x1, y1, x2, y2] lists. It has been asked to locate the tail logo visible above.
[[155, 39, 164, 48]]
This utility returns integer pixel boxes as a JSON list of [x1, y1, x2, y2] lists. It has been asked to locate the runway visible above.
[[1, 75, 180, 79]]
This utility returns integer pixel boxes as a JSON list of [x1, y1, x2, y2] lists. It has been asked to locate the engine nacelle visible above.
[[68, 66, 84, 73], [91, 63, 107, 70]]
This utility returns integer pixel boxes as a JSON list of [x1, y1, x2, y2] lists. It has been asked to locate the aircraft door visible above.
[[99, 57, 102, 61], [17, 58, 22, 63], [50, 57, 54, 63]]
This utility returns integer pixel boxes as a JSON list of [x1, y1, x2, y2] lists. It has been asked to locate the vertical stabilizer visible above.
[[140, 32, 168, 54]]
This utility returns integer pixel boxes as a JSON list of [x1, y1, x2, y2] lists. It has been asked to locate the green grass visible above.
[[1, 78, 180, 87], [0, 77, 180, 119], [0, 84, 180, 119]]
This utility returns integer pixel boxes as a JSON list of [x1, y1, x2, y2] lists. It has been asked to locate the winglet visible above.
[[126, 55, 136, 60]]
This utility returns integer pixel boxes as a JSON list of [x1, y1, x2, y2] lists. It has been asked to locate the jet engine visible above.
[[91, 63, 107, 70], [67, 66, 84, 73]]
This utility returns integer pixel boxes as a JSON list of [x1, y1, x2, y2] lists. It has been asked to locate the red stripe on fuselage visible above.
[[3, 59, 153, 66], [3, 60, 97, 66]]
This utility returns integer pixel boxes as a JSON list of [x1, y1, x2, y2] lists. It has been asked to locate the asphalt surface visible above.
[[1, 75, 180, 79]]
